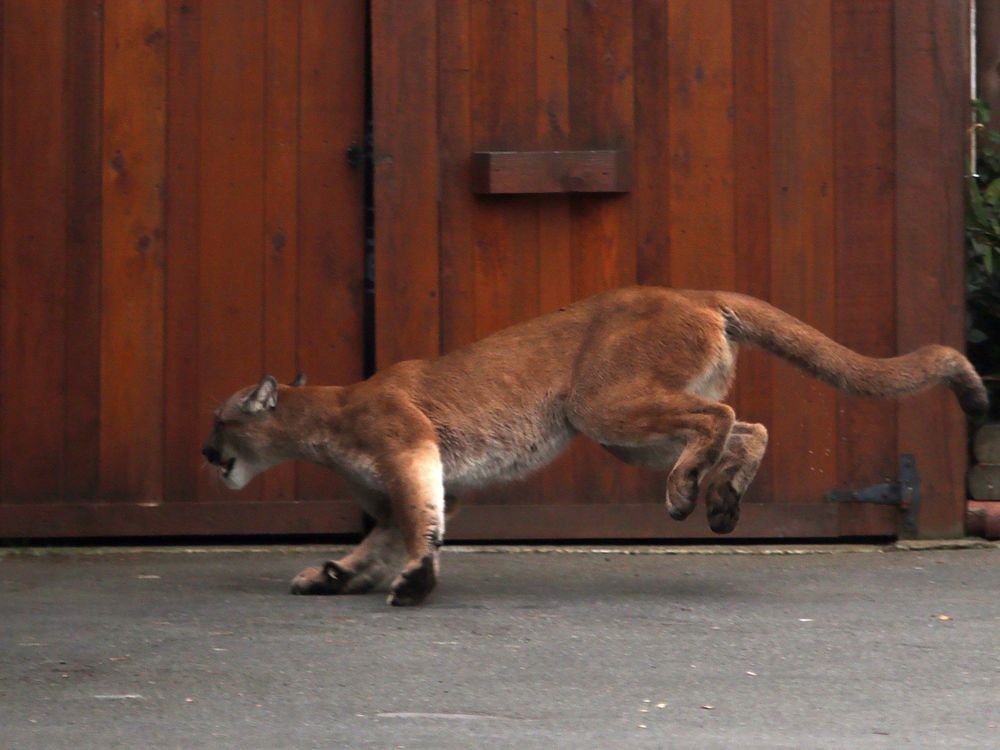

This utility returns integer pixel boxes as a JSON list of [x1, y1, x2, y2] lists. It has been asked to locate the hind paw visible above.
[[290, 560, 352, 595], [705, 481, 741, 534], [665, 470, 699, 521]]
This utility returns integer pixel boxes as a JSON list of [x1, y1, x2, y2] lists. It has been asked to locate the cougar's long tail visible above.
[[714, 292, 989, 416]]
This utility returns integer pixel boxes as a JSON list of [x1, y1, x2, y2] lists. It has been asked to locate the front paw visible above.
[[290, 560, 351, 595], [387, 555, 437, 607]]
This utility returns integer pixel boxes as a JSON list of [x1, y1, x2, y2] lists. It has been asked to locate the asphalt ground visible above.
[[1, 544, 997, 749]]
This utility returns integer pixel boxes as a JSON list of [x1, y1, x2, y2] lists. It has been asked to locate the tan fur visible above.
[[202, 286, 987, 605]]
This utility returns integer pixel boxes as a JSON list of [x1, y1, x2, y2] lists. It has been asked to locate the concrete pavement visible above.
[[1, 544, 997, 749]]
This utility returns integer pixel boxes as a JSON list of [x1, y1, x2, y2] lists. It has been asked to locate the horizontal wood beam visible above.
[[470, 150, 632, 194], [445, 502, 899, 541], [0, 501, 362, 539], [0, 500, 900, 542]]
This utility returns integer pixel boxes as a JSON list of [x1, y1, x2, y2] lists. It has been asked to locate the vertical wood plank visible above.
[[101, 0, 167, 503], [297, 0, 365, 516], [568, 0, 638, 505], [63, 0, 103, 501], [895, 0, 970, 537], [438, 1, 476, 353], [666, 0, 735, 292], [767, 0, 837, 504], [536, 0, 577, 504], [633, 0, 671, 287], [832, 0, 897, 527], [1, 0, 69, 502], [731, 0, 773, 503], [631, 0, 673, 508], [164, 0, 202, 503], [373, 1, 440, 366], [470, 0, 539, 341], [196, 0, 264, 503], [469, 0, 542, 506], [0, 0, 3, 500], [568, 0, 636, 298], [262, 0, 300, 502]]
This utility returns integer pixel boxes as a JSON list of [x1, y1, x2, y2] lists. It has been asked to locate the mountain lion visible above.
[[202, 287, 987, 606]]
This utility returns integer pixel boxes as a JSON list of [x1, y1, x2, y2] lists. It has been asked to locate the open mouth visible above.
[[221, 458, 236, 478]]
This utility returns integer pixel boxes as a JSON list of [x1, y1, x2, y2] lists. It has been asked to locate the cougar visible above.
[[202, 287, 986, 606]]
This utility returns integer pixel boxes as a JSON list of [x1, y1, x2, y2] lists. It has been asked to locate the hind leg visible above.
[[572, 389, 735, 521], [701, 422, 768, 534], [290, 521, 406, 595]]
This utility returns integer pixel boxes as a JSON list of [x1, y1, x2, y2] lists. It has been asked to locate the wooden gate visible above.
[[0, 0, 366, 537], [0, 0, 971, 540], [371, 0, 971, 539]]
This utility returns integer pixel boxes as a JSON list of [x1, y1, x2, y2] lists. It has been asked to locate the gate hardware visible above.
[[346, 142, 368, 171], [470, 150, 633, 194], [825, 454, 920, 536]]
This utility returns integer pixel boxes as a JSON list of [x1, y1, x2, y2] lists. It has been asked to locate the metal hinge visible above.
[[825, 454, 921, 536], [346, 142, 367, 171]]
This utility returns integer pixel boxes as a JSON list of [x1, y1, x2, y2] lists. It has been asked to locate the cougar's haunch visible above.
[[202, 286, 986, 605]]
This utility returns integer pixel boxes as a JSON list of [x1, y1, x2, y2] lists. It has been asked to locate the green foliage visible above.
[[968, 100, 1000, 418]]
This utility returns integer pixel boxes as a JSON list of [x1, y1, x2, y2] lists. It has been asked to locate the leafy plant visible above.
[[967, 100, 1000, 419]]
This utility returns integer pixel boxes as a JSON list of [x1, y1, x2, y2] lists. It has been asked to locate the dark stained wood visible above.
[[63, 0, 104, 502], [767, 0, 838, 505], [663, 0, 739, 512], [831, 0, 898, 531], [534, 0, 577, 504], [731, 0, 773, 503], [0, 498, 899, 541], [466, 0, 543, 507], [371, 0, 971, 541], [372, 1, 441, 367], [979, 0, 1000, 123], [626, 1, 673, 508], [666, 0, 735, 292], [1, 0, 69, 502], [447, 502, 899, 541], [0, 0, 367, 538], [295, 0, 365, 522], [894, 0, 970, 537], [469, 0, 539, 347], [164, 0, 202, 504], [0, 0, 973, 542], [196, 0, 265, 504], [261, 0, 301, 504], [0, 500, 361, 539], [100, 0, 167, 503], [438, 1, 476, 354], [567, 0, 640, 506], [470, 150, 632, 194], [633, 0, 671, 287]]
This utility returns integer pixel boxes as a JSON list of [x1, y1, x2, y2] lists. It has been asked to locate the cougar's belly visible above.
[[438, 406, 575, 491]]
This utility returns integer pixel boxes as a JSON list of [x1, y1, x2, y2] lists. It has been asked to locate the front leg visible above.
[[290, 522, 406, 595], [380, 442, 446, 607]]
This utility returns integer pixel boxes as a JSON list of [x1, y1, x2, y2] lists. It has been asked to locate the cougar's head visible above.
[[202, 374, 298, 490]]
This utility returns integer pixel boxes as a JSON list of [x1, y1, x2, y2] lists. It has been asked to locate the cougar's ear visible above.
[[291, 372, 307, 387], [240, 375, 279, 414]]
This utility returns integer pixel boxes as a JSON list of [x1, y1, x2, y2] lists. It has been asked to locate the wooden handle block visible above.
[[470, 150, 632, 194]]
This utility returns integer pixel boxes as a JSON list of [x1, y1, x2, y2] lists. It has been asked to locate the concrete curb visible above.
[[1, 538, 996, 558]]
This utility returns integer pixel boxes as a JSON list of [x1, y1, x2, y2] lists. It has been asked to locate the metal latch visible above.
[[825, 454, 921, 536]]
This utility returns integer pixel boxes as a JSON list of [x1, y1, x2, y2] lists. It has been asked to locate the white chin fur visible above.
[[221, 461, 256, 490]]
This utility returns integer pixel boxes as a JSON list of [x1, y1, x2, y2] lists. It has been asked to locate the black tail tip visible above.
[[958, 383, 990, 417]]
